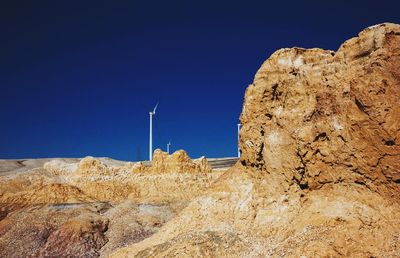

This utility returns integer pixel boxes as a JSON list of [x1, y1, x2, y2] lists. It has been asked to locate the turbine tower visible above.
[[237, 123, 241, 158], [167, 140, 171, 154], [149, 102, 158, 161]]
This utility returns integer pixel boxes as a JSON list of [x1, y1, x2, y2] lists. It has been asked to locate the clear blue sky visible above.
[[1, 0, 399, 160]]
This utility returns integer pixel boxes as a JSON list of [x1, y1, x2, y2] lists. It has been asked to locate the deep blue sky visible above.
[[1, 1, 399, 161]]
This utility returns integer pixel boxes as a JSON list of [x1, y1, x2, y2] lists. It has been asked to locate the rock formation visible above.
[[0, 203, 110, 257], [44, 150, 212, 176], [111, 23, 400, 257], [239, 23, 400, 196], [147, 149, 212, 173], [0, 151, 221, 257]]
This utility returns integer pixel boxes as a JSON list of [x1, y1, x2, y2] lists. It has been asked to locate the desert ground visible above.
[[0, 152, 236, 257]]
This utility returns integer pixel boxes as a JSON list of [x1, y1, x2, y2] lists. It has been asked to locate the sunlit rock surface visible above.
[[111, 23, 400, 257], [0, 151, 223, 257]]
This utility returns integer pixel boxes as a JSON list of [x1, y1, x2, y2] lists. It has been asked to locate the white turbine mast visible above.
[[167, 140, 171, 154], [149, 102, 158, 161], [237, 123, 241, 158]]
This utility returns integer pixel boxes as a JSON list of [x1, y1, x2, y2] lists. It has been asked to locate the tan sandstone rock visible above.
[[111, 23, 400, 257], [142, 149, 212, 173], [0, 153, 221, 257], [239, 23, 400, 197]]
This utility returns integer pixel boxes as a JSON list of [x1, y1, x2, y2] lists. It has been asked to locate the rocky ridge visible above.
[[111, 23, 400, 257], [0, 150, 220, 257]]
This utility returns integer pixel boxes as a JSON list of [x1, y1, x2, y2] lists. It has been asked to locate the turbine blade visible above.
[[153, 102, 159, 114]]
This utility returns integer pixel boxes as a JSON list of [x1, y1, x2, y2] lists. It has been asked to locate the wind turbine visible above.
[[237, 123, 241, 158], [149, 102, 158, 161], [167, 140, 171, 154]]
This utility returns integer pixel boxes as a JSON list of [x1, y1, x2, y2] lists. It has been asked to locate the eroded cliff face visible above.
[[111, 23, 400, 257], [239, 23, 400, 197]]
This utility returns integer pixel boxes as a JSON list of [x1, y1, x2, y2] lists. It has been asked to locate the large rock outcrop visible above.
[[239, 23, 400, 197], [111, 23, 400, 257]]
